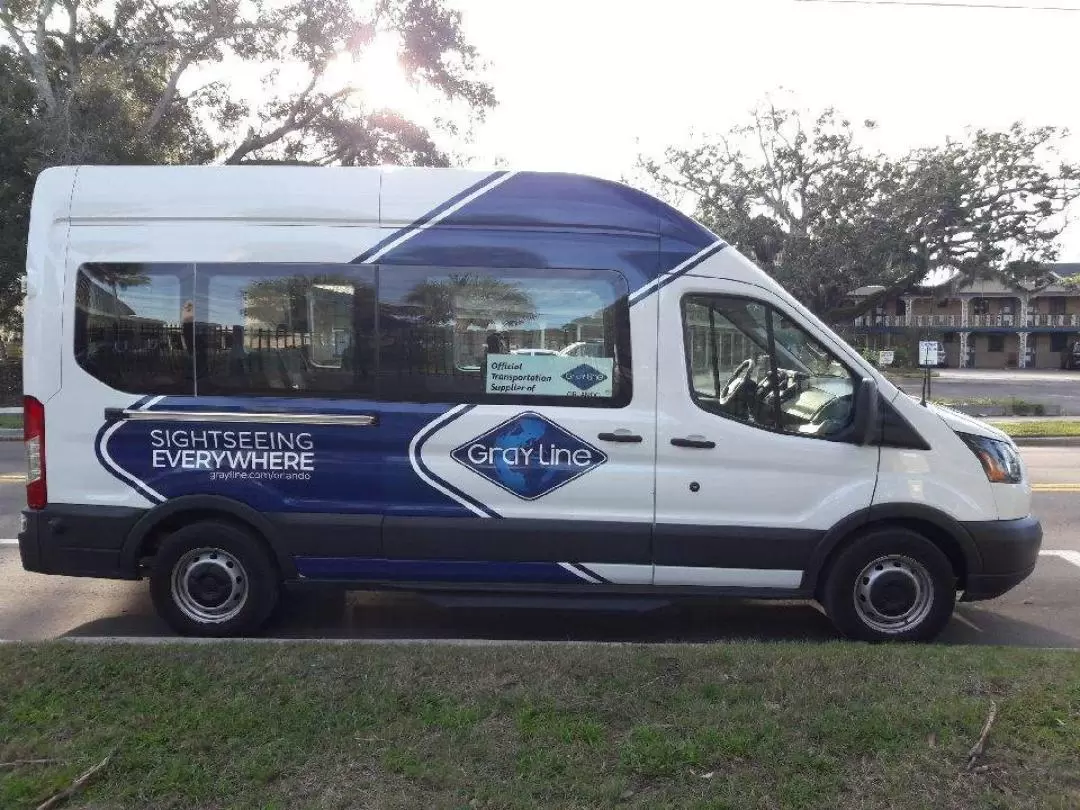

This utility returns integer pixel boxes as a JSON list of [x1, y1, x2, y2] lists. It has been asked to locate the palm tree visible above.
[[403, 274, 537, 329]]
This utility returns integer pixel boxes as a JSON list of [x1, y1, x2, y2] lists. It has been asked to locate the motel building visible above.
[[844, 265, 1080, 370]]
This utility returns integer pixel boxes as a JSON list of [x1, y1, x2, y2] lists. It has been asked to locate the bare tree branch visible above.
[[138, 53, 196, 140], [0, 0, 56, 108], [223, 69, 349, 164]]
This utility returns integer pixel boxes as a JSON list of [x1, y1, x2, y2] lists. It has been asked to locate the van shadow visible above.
[[60, 589, 1080, 648]]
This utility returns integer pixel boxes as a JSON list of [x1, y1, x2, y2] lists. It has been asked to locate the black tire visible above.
[[821, 527, 956, 642], [149, 520, 280, 637]]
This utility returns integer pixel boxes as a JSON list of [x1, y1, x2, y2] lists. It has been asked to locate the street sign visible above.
[[878, 350, 895, 366], [919, 341, 940, 367]]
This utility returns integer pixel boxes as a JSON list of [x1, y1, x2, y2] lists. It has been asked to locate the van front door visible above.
[[653, 277, 879, 589]]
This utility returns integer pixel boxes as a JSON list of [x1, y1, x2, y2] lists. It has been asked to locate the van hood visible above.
[[914, 398, 1011, 443]]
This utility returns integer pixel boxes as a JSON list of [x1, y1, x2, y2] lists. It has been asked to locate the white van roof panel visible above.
[[70, 165, 382, 225]]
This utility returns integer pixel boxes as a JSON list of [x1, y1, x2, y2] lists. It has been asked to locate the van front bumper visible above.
[[18, 505, 144, 579], [961, 516, 1042, 601]]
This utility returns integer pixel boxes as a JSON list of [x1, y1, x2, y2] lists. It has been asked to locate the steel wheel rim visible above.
[[171, 547, 249, 624], [853, 554, 934, 634]]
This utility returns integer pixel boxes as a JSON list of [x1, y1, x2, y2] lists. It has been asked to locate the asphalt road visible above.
[[1, 441, 1078, 646], [894, 368, 1080, 415]]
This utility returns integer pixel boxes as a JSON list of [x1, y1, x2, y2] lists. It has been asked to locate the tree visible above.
[[0, 0, 494, 166], [640, 103, 1080, 320], [404, 274, 537, 329], [0, 0, 495, 333], [0, 49, 38, 346]]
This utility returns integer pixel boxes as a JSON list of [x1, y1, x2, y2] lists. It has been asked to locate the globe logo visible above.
[[561, 363, 608, 391], [451, 412, 608, 500]]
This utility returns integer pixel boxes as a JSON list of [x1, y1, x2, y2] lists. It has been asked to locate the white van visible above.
[[18, 166, 1041, 641]]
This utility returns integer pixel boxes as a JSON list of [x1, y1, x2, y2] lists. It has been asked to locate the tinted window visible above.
[[195, 264, 376, 397], [74, 263, 195, 394], [378, 267, 631, 406], [683, 295, 856, 439], [987, 334, 1005, 353]]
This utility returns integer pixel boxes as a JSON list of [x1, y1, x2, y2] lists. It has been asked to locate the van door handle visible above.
[[670, 435, 716, 449], [598, 430, 643, 443]]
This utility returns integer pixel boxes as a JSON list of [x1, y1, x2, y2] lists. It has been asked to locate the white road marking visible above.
[[1040, 549, 1080, 570]]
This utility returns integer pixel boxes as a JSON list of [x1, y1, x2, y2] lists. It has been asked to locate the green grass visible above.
[[1, 642, 1079, 809], [934, 397, 1047, 415], [990, 419, 1080, 439], [0, 413, 21, 430]]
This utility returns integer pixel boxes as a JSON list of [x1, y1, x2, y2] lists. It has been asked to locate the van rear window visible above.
[[74, 263, 195, 395], [194, 264, 376, 398]]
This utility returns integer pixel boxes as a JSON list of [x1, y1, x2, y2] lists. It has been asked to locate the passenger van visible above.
[[19, 166, 1041, 641]]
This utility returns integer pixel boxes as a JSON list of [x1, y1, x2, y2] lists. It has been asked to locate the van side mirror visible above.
[[851, 378, 880, 446]]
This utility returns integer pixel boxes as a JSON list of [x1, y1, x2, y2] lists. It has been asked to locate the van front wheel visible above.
[[149, 520, 279, 637], [821, 528, 956, 642]]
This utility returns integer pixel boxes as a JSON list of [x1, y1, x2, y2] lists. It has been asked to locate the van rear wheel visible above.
[[821, 528, 956, 642], [149, 520, 279, 637]]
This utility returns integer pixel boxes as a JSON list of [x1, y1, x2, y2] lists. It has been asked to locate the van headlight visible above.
[[957, 432, 1023, 484]]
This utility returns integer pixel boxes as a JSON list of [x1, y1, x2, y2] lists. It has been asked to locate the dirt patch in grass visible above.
[[1, 642, 1078, 809]]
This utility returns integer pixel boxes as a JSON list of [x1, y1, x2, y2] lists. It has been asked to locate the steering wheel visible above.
[[717, 358, 755, 405]]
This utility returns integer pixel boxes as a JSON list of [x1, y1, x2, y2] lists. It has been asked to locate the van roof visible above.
[[39, 165, 710, 234], [32, 165, 722, 288]]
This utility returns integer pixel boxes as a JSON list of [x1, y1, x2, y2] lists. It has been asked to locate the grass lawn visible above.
[[0, 413, 21, 430], [1, 642, 1078, 809], [989, 420, 1080, 439]]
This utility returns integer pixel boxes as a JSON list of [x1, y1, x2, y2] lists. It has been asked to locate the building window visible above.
[[972, 298, 989, 315], [1051, 333, 1069, 352], [895, 299, 906, 317], [377, 267, 631, 407], [988, 334, 1005, 353], [1049, 298, 1067, 316], [195, 264, 376, 397], [74, 263, 195, 395]]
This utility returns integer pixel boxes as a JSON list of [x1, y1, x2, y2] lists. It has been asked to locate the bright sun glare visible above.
[[325, 34, 425, 120]]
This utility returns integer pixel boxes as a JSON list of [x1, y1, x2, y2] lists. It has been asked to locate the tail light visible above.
[[24, 395, 46, 509]]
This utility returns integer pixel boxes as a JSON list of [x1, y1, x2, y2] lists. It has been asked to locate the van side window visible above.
[[682, 295, 856, 439], [378, 267, 631, 406], [74, 263, 195, 395], [194, 264, 376, 397]]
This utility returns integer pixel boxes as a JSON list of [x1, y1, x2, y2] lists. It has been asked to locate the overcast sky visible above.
[[448, 0, 1080, 259]]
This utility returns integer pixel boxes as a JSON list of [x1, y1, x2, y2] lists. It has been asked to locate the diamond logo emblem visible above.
[[451, 412, 608, 500], [561, 363, 608, 391]]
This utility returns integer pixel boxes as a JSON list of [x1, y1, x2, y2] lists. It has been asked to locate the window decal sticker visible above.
[[484, 354, 614, 398]]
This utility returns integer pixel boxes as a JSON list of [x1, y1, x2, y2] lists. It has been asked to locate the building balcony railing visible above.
[[969, 314, 1018, 327], [852, 315, 906, 327], [846, 312, 1080, 330], [1028, 313, 1080, 328], [912, 314, 963, 328]]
